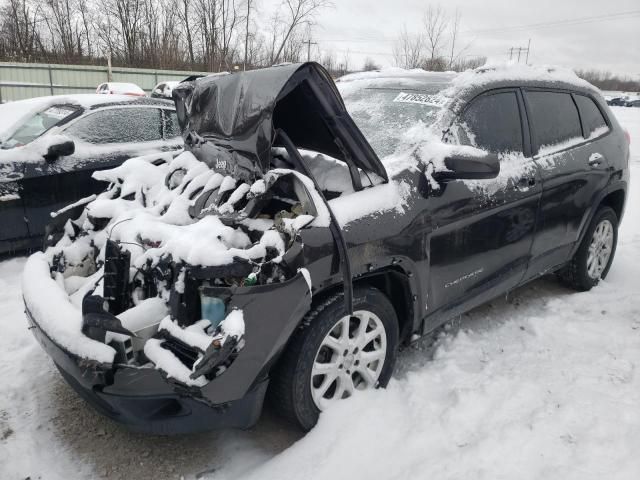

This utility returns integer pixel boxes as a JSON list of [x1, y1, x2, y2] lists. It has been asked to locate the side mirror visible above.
[[44, 138, 75, 161], [434, 152, 500, 181]]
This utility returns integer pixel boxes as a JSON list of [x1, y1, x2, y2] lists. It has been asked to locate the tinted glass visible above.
[[164, 110, 181, 138], [66, 107, 163, 144], [525, 91, 582, 149], [575, 94, 608, 137], [459, 91, 523, 153]]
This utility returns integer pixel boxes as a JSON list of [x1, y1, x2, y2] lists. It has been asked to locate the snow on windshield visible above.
[[341, 87, 447, 158]]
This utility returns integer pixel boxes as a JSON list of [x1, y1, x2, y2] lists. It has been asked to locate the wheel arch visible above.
[[599, 188, 626, 222], [570, 184, 626, 259], [310, 266, 419, 344]]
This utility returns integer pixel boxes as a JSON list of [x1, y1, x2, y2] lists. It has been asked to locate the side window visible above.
[[574, 94, 608, 138], [458, 91, 523, 153], [525, 91, 582, 149], [65, 107, 163, 144], [163, 110, 182, 138]]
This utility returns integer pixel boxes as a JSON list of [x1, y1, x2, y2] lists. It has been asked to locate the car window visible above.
[[342, 86, 448, 158], [65, 107, 163, 144], [574, 94, 608, 138], [458, 91, 523, 153], [525, 91, 582, 150], [3, 105, 80, 148], [163, 110, 181, 138]]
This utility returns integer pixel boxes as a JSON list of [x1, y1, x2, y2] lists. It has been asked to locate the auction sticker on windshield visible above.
[[393, 91, 446, 107]]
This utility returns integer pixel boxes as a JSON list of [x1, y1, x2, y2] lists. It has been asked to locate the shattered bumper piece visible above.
[[23, 253, 312, 434]]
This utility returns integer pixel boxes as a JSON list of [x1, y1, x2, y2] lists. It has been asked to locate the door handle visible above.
[[588, 152, 604, 167]]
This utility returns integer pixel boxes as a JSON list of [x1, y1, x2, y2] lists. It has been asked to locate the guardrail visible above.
[[0, 62, 209, 102]]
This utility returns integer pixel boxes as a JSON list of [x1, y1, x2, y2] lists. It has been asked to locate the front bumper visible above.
[[26, 304, 267, 434], [24, 263, 312, 434]]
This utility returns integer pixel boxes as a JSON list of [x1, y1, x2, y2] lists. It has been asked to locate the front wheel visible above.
[[269, 287, 399, 431], [558, 206, 618, 291]]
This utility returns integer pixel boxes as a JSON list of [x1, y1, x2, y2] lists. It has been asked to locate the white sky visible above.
[[260, 0, 640, 77]]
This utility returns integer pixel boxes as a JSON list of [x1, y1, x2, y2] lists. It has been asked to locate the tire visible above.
[[558, 206, 618, 291], [269, 286, 399, 431]]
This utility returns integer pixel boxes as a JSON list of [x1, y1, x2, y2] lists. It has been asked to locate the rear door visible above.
[[523, 89, 612, 278], [426, 89, 542, 324], [21, 106, 172, 241]]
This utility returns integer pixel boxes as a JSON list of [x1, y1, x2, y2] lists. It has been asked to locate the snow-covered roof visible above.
[[100, 82, 145, 95], [337, 62, 599, 101]]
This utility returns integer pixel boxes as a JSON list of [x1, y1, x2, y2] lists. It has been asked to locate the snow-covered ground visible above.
[[1, 106, 638, 480]]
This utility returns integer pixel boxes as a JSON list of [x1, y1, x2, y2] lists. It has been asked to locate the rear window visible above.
[[458, 91, 523, 153], [525, 91, 582, 150], [574, 94, 608, 138]]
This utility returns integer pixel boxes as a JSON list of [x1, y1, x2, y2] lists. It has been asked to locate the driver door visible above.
[[424, 89, 542, 326]]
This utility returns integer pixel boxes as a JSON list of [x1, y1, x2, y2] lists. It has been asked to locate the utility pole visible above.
[[244, 0, 251, 71], [525, 38, 531, 64], [508, 43, 530, 64], [305, 38, 318, 62]]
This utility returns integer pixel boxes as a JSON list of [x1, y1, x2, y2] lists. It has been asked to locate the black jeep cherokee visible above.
[[23, 62, 630, 434]]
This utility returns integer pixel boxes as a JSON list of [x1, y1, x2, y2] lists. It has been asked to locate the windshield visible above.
[[2, 105, 80, 148], [342, 86, 448, 158]]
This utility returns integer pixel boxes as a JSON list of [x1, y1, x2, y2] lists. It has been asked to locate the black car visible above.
[[606, 96, 627, 106], [23, 63, 629, 434], [0, 95, 182, 254], [626, 98, 640, 108]]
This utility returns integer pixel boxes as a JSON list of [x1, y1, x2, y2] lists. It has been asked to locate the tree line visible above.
[[576, 70, 640, 93], [1, 0, 635, 87], [0, 0, 332, 72], [391, 5, 486, 72]]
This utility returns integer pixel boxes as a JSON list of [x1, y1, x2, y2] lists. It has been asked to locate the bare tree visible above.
[[423, 4, 447, 69], [271, 0, 331, 64], [392, 25, 423, 69], [1, 0, 43, 61], [243, 0, 252, 70], [176, 0, 196, 65]]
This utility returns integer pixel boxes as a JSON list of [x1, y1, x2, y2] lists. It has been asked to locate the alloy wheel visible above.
[[587, 219, 614, 279], [310, 310, 387, 410]]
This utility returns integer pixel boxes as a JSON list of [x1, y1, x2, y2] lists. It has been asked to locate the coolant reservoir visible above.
[[199, 289, 226, 329]]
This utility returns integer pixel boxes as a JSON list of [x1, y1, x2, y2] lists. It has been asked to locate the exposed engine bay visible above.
[[42, 149, 319, 386]]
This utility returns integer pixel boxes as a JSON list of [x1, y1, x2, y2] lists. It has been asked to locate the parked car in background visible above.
[[151, 81, 180, 99], [606, 96, 627, 106], [23, 63, 629, 434], [96, 82, 146, 96], [0, 94, 182, 254], [626, 98, 640, 108]]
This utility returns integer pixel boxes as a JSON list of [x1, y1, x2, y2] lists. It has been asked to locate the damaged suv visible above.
[[23, 62, 629, 433]]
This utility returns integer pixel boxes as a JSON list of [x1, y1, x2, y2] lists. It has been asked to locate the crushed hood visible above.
[[173, 62, 388, 188]]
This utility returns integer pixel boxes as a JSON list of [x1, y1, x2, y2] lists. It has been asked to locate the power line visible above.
[[314, 10, 640, 45], [461, 10, 640, 35]]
